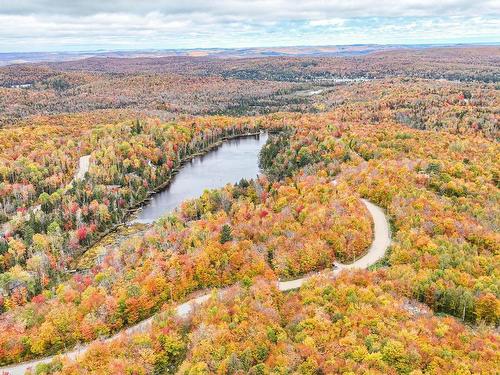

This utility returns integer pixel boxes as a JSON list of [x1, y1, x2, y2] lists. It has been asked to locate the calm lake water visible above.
[[133, 132, 268, 223]]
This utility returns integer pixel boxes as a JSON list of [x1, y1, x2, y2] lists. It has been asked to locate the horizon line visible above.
[[1, 41, 499, 55]]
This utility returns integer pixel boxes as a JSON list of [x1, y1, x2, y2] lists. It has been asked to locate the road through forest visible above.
[[1, 157, 391, 375]]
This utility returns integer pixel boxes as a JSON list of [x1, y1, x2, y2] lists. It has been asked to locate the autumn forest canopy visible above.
[[0, 46, 498, 374]]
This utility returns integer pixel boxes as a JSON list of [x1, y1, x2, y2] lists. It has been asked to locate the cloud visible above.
[[2, 0, 499, 18], [0, 1, 498, 51], [309, 18, 346, 27]]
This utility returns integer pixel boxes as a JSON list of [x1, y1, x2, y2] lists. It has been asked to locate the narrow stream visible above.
[[133, 132, 268, 223]]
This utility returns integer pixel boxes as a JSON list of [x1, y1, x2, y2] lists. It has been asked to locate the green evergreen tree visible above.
[[219, 224, 233, 244], [132, 119, 143, 135]]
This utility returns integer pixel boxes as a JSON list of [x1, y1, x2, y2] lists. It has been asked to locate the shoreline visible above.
[[69, 130, 264, 270]]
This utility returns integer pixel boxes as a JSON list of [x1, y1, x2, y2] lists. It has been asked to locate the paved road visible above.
[[74, 155, 91, 181], [278, 199, 390, 291], [1, 190, 391, 375], [0, 155, 91, 237], [0, 295, 214, 375]]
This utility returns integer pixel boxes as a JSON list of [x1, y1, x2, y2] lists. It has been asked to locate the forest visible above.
[[0, 46, 498, 374], [1, 46, 498, 128]]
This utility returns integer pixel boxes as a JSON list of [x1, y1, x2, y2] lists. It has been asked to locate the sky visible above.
[[0, 0, 499, 52]]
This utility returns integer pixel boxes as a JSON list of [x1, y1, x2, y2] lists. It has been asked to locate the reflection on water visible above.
[[133, 132, 268, 223]]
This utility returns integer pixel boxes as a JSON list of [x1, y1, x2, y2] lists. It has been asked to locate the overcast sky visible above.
[[0, 0, 499, 52]]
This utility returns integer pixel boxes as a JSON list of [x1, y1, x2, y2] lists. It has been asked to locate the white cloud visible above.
[[0, 1, 498, 51], [2, 0, 499, 18], [309, 18, 346, 27]]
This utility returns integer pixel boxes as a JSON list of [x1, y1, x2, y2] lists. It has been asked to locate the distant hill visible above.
[[0, 43, 488, 66]]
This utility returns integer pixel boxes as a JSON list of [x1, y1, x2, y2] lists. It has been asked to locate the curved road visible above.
[[0, 155, 91, 237], [278, 198, 390, 291], [1, 193, 390, 374]]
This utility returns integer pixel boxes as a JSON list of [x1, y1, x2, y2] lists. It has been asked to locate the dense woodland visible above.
[[0, 46, 498, 374], [39, 274, 499, 374], [1, 46, 498, 128]]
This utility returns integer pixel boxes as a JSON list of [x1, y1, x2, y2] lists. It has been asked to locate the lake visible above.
[[133, 132, 268, 223]]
